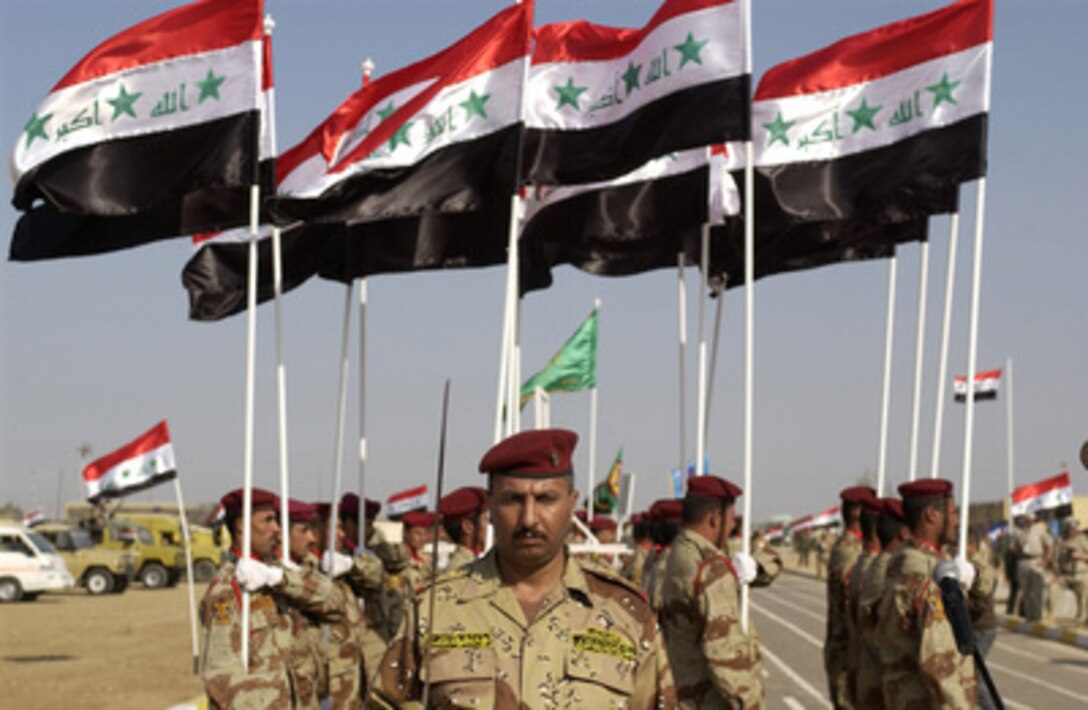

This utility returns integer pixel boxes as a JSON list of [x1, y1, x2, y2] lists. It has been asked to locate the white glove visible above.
[[731, 552, 758, 585], [321, 550, 354, 578], [955, 557, 976, 591], [933, 558, 976, 591], [235, 558, 284, 592]]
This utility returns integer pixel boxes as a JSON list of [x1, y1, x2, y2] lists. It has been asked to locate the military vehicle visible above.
[[116, 513, 222, 582], [92, 520, 182, 589], [31, 521, 134, 595]]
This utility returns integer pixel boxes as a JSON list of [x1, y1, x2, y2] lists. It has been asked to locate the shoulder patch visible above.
[[581, 563, 654, 623]]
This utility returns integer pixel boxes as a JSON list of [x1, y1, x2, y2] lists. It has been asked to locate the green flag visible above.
[[520, 308, 597, 409], [593, 447, 623, 515]]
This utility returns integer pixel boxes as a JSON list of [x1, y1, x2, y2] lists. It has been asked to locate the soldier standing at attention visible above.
[[644, 499, 683, 616], [1057, 518, 1088, 625], [623, 513, 654, 586], [661, 475, 769, 708], [438, 486, 490, 570], [843, 492, 881, 704], [285, 499, 329, 709], [873, 479, 977, 709], [367, 428, 676, 708], [200, 488, 343, 708], [823, 485, 873, 709]]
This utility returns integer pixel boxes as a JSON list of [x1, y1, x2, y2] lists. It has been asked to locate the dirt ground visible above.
[[1, 583, 207, 709]]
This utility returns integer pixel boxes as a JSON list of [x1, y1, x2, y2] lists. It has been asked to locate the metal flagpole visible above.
[[704, 276, 726, 447], [876, 255, 898, 497], [326, 284, 355, 567], [512, 296, 523, 435], [958, 177, 988, 561], [740, 0, 754, 634], [173, 477, 200, 674], [587, 299, 601, 522], [357, 278, 368, 550], [930, 207, 961, 478], [696, 226, 710, 476], [493, 282, 513, 442], [677, 253, 688, 476], [907, 240, 930, 481], [1005, 357, 1015, 535]]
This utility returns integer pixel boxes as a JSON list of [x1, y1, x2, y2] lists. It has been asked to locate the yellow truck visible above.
[[117, 513, 222, 582], [31, 521, 135, 595]]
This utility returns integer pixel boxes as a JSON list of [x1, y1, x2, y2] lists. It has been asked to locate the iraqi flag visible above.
[[270, 2, 531, 226], [523, 0, 748, 185], [519, 145, 739, 293], [789, 507, 841, 533], [10, 0, 266, 260], [82, 421, 178, 501], [387, 485, 429, 517], [1011, 472, 1074, 517], [22, 507, 45, 527], [752, 0, 991, 225], [764, 524, 785, 542], [953, 368, 1001, 402]]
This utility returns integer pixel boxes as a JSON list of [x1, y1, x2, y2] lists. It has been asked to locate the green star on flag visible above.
[[763, 112, 795, 147], [195, 68, 226, 104], [845, 98, 881, 133], [389, 122, 412, 151], [460, 90, 490, 121], [377, 101, 397, 121], [674, 32, 709, 69], [622, 61, 642, 95], [107, 84, 142, 121], [23, 111, 52, 148], [926, 72, 961, 108], [554, 77, 588, 112]]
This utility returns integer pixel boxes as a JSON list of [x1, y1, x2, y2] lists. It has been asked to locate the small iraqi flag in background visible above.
[[953, 368, 1001, 402], [789, 507, 841, 533], [82, 421, 178, 501], [387, 485, 430, 517], [1010, 472, 1074, 517]]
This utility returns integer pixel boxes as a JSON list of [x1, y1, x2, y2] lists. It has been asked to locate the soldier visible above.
[[338, 493, 382, 554], [623, 513, 654, 586], [1013, 512, 1053, 620], [644, 499, 683, 616], [200, 488, 344, 708], [855, 497, 909, 709], [366, 428, 676, 708], [1057, 518, 1088, 625], [966, 527, 998, 710], [873, 479, 977, 708], [843, 493, 881, 705], [438, 486, 489, 570], [285, 499, 330, 709], [401, 510, 437, 581], [661, 475, 772, 708], [823, 485, 873, 710]]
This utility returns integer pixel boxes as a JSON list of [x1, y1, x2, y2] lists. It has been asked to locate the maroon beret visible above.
[[630, 513, 644, 525], [478, 429, 578, 477], [898, 478, 953, 501], [840, 486, 877, 504], [338, 493, 381, 519], [220, 487, 279, 514], [438, 487, 488, 521], [574, 509, 588, 522], [401, 511, 435, 529], [288, 499, 317, 524], [880, 497, 906, 523], [364, 498, 381, 519], [861, 495, 883, 515], [686, 475, 742, 501], [649, 499, 683, 524], [589, 516, 617, 533], [313, 502, 331, 519]]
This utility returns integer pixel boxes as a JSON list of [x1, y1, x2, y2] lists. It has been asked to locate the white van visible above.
[[0, 523, 74, 602]]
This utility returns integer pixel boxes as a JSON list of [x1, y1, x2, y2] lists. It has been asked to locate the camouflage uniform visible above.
[[289, 556, 332, 708], [1014, 521, 1052, 620], [661, 529, 766, 709], [366, 549, 676, 709], [200, 555, 343, 709], [326, 575, 368, 707], [843, 546, 877, 704], [854, 550, 893, 709], [872, 538, 976, 709], [346, 546, 413, 685], [624, 544, 652, 587], [445, 544, 478, 571], [823, 529, 862, 709], [1057, 529, 1088, 624], [645, 547, 671, 617]]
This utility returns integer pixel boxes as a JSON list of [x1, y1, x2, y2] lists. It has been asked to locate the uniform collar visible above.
[[457, 547, 593, 608], [229, 548, 267, 562], [680, 527, 726, 556], [910, 535, 943, 556], [846, 528, 863, 542]]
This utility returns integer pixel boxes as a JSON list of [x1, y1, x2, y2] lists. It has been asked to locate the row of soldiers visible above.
[[1003, 513, 1088, 624], [822, 480, 998, 710]]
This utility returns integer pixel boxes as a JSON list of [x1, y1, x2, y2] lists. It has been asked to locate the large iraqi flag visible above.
[[10, 0, 266, 260], [1010, 472, 1074, 517], [522, 0, 748, 185], [83, 421, 178, 501], [752, 0, 991, 224], [270, 2, 531, 226]]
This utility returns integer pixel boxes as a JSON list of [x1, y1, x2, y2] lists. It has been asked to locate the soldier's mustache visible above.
[[513, 526, 547, 540]]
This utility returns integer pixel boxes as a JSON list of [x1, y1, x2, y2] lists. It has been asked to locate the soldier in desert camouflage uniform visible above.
[[855, 497, 909, 709], [623, 513, 654, 586], [644, 498, 683, 616], [873, 479, 977, 709], [661, 475, 772, 709], [438, 486, 489, 570], [843, 493, 881, 704], [367, 428, 676, 709], [1056, 518, 1088, 625], [823, 485, 873, 709], [200, 488, 344, 709]]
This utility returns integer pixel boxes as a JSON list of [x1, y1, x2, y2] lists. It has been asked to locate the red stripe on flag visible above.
[[53, 0, 264, 91], [755, 0, 992, 100], [532, 0, 734, 64], [82, 421, 171, 483], [388, 485, 428, 505], [1011, 471, 1071, 504], [262, 33, 274, 91]]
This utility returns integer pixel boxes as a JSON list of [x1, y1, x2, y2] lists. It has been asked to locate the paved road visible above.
[[749, 572, 1088, 709]]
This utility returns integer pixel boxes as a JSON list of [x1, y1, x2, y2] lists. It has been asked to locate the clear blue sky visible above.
[[2, 1, 1085, 522]]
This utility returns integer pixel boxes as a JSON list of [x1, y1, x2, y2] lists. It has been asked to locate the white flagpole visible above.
[[677, 253, 688, 475], [240, 184, 261, 672], [1005, 357, 1015, 535], [704, 277, 726, 447], [326, 284, 354, 565], [958, 177, 988, 561], [907, 240, 930, 481], [696, 225, 710, 476], [930, 207, 961, 478], [173, 477, 200, 675], [740, 0, 754, 634], [512, 297, 523, 435], [587, 298, 601, 522], [876, 255, 898, 497], [493, 282, 513, 442], [357, 278, 368, 550]]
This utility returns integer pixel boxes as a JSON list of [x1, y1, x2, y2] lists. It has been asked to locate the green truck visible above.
[[116, 513, 222, 582], [91, 520, 183, 589], [31, 521, 135, 595]]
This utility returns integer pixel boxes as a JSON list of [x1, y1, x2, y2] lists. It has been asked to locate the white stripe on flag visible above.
[[86, 442, 176, 499]]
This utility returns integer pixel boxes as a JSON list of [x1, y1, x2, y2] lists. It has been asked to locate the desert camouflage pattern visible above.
[[289, 557, 330, 709], [624, 544, 652, 587], [873, 538, 976, 709], [645, 548, 671, 617], [843, 546, 877, 704], [446, 544, 478, 571], [967, 547, 998, 632], [661, 529, 766, 709], [346, 546, 414, 683], [854, 550, 892, 709], [1056, 531, 1088, 623], [823, 529, 862, 709], [200, 556, 342, 709], [366, 549, 676, 709]]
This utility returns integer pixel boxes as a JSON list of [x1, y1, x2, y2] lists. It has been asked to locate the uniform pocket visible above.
[[424, 647, 497, 708], [565, 630, 637, 700]]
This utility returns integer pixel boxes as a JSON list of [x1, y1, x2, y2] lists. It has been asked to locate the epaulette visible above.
[[416, 564, 472, 596], [580, 559, 649, 604]]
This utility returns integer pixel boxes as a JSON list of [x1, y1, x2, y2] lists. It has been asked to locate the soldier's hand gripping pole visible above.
[[421, 379, 451, 709]]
